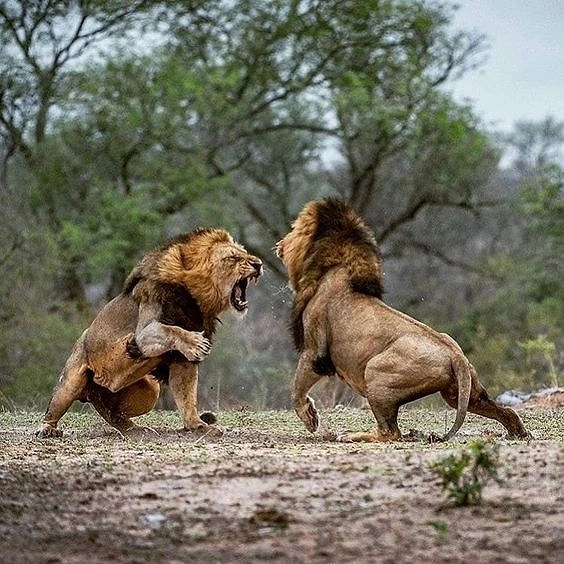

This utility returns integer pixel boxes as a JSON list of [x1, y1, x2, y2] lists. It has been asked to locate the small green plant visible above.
[[429, 440, 502, 507], [429, 519, 449, 540]]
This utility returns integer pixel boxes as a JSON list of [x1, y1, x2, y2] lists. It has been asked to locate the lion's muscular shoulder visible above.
[[122, 232, 211, 336], [128, 278, 206, 334]]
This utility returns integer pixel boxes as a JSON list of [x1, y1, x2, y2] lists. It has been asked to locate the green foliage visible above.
[[520, 164, 564, 309], [2, 305, 86, 409], [60, 188, 163, 284], [518, 335, 559, 388], [429, 440, 502, 507], [429, 520, 449, 540], [0, 222, 88, 397], [446, 155, 563, 393]]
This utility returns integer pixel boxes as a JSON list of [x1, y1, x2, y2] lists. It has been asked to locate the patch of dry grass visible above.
[[1, 405, 561, 448]]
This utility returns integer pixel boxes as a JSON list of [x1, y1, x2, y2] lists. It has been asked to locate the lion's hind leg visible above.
[[472, 399, 531, 440], [36, 331, 90, 438], [339, 358, 403, 443], [338, 402, 401, 443], [440, 370, 531, 440], [86, 376, 160, 435], [466, 386, 530, 440]]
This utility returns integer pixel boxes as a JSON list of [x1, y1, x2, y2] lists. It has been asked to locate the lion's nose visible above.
[[251, 260, 263, 275]]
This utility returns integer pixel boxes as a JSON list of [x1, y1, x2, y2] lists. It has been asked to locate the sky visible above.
[[447, 0, 564, 133]]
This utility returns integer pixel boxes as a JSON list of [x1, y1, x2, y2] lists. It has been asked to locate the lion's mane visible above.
[[123, 228, 235, 339], [284, 198, 383, 351]]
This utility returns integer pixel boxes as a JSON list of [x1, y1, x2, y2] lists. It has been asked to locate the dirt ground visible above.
[[0, 407, 562, 563]]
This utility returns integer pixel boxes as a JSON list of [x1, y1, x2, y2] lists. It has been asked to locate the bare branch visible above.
[[243, 199, 285, 243], [377, 196, 488, 243], [386, 237, 500, 280]]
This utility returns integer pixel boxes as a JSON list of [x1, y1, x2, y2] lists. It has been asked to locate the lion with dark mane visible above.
[[276, 198, 530, 441], [37, 228, 262, 437]]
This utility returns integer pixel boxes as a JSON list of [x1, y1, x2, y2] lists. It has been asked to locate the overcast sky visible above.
[[447, 0, 564, 133]]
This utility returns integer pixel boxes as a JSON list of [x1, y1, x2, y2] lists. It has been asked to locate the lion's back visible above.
[[324, 286, 455, 374]]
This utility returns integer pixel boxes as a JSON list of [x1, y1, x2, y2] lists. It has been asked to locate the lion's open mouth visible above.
[[231, 267, 261, 312], [231, 278, 249, 311]]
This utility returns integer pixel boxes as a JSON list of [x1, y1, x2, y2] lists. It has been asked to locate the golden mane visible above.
[[124, 228, 248, 321]]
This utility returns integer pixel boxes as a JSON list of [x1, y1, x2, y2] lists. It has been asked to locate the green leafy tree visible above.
[[0, 0, 158, 393], [452, 121, 563, 392]]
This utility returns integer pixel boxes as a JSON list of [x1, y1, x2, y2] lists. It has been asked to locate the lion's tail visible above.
[[442, 354, 473, 441]]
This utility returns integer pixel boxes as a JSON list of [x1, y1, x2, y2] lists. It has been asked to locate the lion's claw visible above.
[[35, 425, 63, 438], [296, 396, 319, 433], [177, 332, 211, 362]]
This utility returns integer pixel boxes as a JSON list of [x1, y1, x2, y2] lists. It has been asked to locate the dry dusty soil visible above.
[[0, 407, 562, 563]]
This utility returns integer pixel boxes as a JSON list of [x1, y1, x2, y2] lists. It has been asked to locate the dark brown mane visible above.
[[290, 198, 383, 351]]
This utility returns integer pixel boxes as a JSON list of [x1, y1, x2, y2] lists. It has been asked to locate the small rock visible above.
[[139, 512, 167, 528]]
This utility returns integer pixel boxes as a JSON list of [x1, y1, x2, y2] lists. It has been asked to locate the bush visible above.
[[429, 440, 502, 507]]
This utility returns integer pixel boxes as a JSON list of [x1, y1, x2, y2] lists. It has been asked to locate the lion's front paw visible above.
[[177, 332, 212, 362], [296, 396, 319, 433], [35, 424, 63, 438]]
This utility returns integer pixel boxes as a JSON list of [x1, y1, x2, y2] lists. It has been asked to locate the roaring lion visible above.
[[36, 228, 263, 438], [276, 198, 530, 441]]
